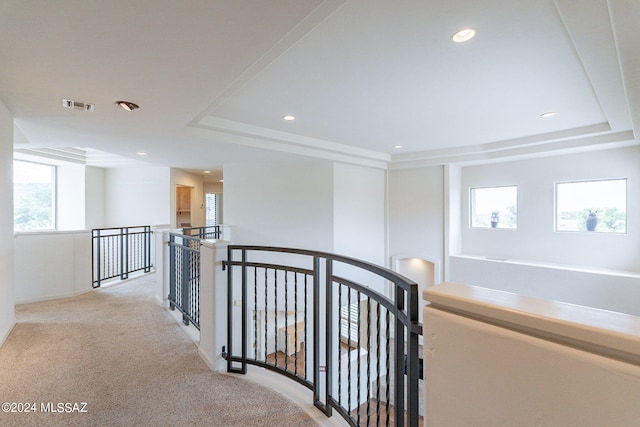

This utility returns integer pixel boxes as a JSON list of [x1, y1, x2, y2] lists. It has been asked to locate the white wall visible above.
[[57, 162, 85, 230], [333, 163, 387, 294], [204, 182, 223, 194], [333, 163, 385, 264], [0, 100, 15, 345], [104, 166, 171, 227], [424, 305, 640, 426], [171, 168, 205, 228], [223, 161, 334, 250], [85, 166, 105, 229], [460, 146, 640, 272], [388, 166, 444, 269], [14, 231, 92, 303]]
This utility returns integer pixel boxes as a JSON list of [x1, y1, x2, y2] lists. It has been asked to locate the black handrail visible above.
[[224, 245, 422, 426], [182, 225, 222, 240], [92, 226, 153, 288]]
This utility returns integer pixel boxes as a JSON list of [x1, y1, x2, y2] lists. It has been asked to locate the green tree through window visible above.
[[13, 160, 56, 231], [556, 179, 626, 233]]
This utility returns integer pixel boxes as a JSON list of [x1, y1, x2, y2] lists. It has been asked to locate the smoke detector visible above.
[[62, 99, 95, 112]]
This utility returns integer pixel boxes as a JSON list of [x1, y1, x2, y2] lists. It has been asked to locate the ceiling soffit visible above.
[[192, 0, 636, 168]]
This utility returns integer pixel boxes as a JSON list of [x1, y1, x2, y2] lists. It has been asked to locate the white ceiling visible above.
[[1, 0, 638, 176]]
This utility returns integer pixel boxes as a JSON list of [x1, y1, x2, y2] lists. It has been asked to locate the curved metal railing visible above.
[[224, 245, 422, 426]]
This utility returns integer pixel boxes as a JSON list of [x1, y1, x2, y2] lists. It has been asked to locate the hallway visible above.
[[0, 274, 316, 426]]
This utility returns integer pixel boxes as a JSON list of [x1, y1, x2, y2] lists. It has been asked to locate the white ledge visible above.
[[452, 253, 640, 278], [423, 282, 640, 366], [14, 229, 90, 237]]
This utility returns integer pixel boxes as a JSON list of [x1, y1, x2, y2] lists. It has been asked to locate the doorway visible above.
[[176, 185, 192, 227]]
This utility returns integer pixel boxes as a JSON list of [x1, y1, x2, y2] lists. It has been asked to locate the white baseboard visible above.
[[0, 318, 16, 348], [198, 347, 223, 371], [221, 366, 349, 427], [15, 289, 91, 305]]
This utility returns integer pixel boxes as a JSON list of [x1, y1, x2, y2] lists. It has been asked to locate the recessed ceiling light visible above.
[[204, 170, 211, 174], [394, 145, 403, 149], [219, 179, 224, 183], [116, 101, 140, 111], [540, 111, 558, 118], [136, 151, 148, 156], [452, 28, 476, 43], [282, 115, 295, 121]]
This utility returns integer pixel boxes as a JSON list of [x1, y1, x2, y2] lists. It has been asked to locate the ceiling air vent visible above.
[[62, 98, 95, 112]]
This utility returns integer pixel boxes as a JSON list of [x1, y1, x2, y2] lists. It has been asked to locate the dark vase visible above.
[[586, 211, 598, 231], [490, 212, 499, 228]]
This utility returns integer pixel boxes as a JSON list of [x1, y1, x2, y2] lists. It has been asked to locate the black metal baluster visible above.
[[120, 228, 125, 280], [294, 272, 299, 375], [198, 249, 201, 325], [304, 273, 308, 380], [94, 231, 98, 287], [138, 229, 142, 273], [135, 232, 140, 271], [168, 234, 175, 306], [338, 284, 342, 408], [376, 302, 381, 427], [394, 288, 406, 427], [385, 310, 391, 427], [113, 234, 118, 279], [366, 296, 371, 427], [284, 270, 289, 371], [176, 245, 181, 309], [226, 247, 233, 372], [106, 235, 111, 279], [274, 269, 278, 368], [357, 290, 361, 427], [347, 288, 352, 418], [254, 267, 258, 361], [241, 248, 247, 372], [264, 268, 268, 364], [145, 226, 151, 273], [182, 240, 190, 326]]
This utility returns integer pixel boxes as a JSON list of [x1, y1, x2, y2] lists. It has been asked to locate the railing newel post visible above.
[[93, 229, 101, 288], [313, 255, 321, 409], [241, 248, 248, 374], [325, 257, 333, 417], [394, 286, 406, 427], [226, 246, 232, 371], [169, 234, 176, 309], [181, 235, 190, 326]]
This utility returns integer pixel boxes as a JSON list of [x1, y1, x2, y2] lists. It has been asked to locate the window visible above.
[[470, 185, 517, 229], [13, 160, 56, 231], [556, 178, 626, 233], [340, 302, 359, 347], [205, 193, 219, 226]]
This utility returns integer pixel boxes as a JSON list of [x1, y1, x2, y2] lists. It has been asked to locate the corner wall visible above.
[[0, 100, 15, 345], [333, 163, 385, 265], [104, 166, 171, 227], [57, 162, 86, 230], [223, 161, 334, 250], [388, 166, 444, 274], [85, 166, 105, 229]]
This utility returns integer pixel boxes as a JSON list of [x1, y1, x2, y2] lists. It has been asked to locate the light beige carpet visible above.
[[0, 274, 317, 426]]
